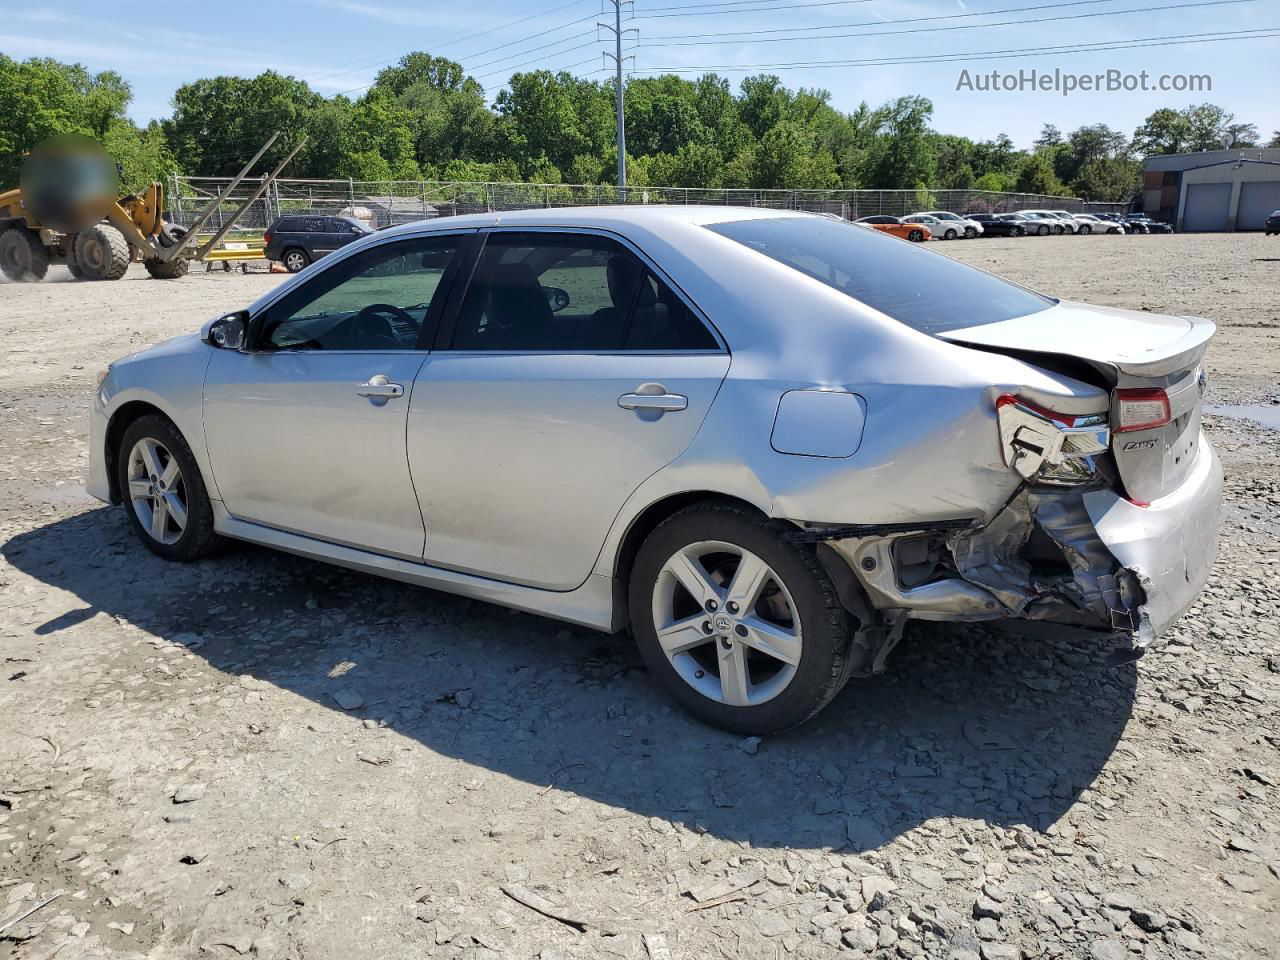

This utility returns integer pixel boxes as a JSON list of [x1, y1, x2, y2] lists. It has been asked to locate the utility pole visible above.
[[600, 0, 636, 193]]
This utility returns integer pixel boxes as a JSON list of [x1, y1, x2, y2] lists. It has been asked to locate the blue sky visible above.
[[2, 0, 1276, 149]]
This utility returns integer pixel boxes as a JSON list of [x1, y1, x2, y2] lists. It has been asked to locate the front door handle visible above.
[[618, 383, 688, 414], [357, 374, 404, 405]]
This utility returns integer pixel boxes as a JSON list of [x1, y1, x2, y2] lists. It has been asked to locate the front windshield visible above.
[[707, 216, 1054, 335]]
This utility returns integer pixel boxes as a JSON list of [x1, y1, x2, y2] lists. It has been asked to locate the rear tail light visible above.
[[263, 231, 272, 245], [995, 393, 1110, 484], [1114, 388, 1171, 433]]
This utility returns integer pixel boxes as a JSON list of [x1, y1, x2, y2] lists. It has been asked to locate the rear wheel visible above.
[[75, 224, 130, 280], [1052, 224, 1064, 235], [628, 503, 852, 734], [282, 247, 309, 273], [0, 227, 50, 282], [116, 415, 223, 562]]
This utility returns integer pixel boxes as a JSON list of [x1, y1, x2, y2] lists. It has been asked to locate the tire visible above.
[[1037, 225, 1049, 236], [943, 228, 958, 240], [907, 229, 923, 242], [1079, 225, 1092, 235], [1015, 227, 1025, 237], [75, 224, 131, 280], [964, 227, 977, 238], [0, 227, 50, 282], [116, 415, 223, 562], [144, 256, 190, 279], [628, 503, 853, 735], [282, 247, 309, 273]]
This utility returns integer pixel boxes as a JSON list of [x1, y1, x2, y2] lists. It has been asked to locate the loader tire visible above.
[[144, 256, 190, 279], [74, 224, 131, 281], [0, 227, 50, 282]]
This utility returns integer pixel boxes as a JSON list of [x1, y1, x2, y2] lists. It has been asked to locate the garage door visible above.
[[1237, 181, 1280, 231], [1182, 182, 1231, 232]]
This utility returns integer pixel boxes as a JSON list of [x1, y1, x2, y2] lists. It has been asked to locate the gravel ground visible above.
[[1, 233, 1277, 960]]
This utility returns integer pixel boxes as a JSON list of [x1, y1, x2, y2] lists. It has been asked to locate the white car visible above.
[[901, 214, 946, 239], [919, 211, 984, 239], [87, 206, 1223, 733], [1072, 214, 1124, 235], [1022, 210, 1081, 234]]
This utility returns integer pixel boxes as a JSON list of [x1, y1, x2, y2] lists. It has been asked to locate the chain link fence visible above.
[[169, 175, 1131, 233]]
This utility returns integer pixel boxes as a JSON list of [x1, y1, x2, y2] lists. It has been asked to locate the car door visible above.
[[203, 232, 467, 559], [407, 228, 731, 591]]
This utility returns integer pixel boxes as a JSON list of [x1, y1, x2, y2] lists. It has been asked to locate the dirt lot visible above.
[[1, 233, 1277, 960]]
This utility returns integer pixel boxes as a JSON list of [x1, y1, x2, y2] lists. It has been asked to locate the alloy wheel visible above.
[[126, 437, 188, 545], [651, 541, 802, 707], [285, 251, 306, 272]]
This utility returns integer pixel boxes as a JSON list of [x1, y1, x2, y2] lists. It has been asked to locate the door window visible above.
[[257, 236, 460, 351], [448, 232, 717, 352]]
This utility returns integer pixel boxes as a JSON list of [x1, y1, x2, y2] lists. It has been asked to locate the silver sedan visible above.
[[89, 207, 1222, 733]]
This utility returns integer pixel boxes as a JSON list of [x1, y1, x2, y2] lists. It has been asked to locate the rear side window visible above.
[[446, 232, 717, 352], [276, 218, 301, 232], [707, 217, 1053, 334]]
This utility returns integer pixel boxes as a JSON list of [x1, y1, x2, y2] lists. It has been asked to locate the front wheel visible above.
[[628, 504, 852, 734], [116, 415, 223, 561], [964, 227, 977, 238], [1037, 224, 1049, 236], [75, 224, 131, 280], [907, 229, 923, 242], [1079, 225, 1091, 235], [943, 228, 958, 240]]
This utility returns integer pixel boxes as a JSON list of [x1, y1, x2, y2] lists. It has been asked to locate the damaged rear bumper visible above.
[[826, 431, 1222, 648], [1083, 432, 1222, 636]]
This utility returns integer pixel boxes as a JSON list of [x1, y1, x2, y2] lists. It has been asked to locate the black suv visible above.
[[264, 215, 373, 272]]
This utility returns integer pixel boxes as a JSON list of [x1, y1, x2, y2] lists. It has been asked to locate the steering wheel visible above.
[[350, 303, 418, 349]]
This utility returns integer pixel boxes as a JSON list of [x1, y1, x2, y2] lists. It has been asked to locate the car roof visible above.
[[370, 204, 813, 241]]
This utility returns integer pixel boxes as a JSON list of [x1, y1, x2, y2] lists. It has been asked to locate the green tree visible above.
[[1015, 152, 1066, 195], [0, 55, 136, 184], [1071, 157, 1139, 201]]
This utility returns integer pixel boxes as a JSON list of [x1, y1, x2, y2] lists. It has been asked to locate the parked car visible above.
[[264, 215, 374, 273], [901, 214, 947, 238], [1073, 213, 1124, 235], [1267, 210, 1280, 235], [855, 215, 931, 242], [961, 213, 1025, 237], [1095, 214, 1133, 233], [1125, 214, 1174, 234], [89, 207, 1222, 733], [1024, 210, 1083, 234], [1011, 212, 1062, 235], [919, 211, 984, 238]]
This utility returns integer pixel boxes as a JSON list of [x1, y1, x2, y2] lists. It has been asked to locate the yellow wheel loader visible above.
[[1, 131, 305, 283], [0, 181, 191, 282]]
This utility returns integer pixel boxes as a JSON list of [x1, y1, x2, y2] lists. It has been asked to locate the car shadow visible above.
[[3, 507, 1137, 852]]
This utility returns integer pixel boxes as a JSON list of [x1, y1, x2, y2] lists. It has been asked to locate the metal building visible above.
[[1141, 148, 1280, 232]]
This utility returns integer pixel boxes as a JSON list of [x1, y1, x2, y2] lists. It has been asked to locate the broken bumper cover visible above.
[[830, 431, 1221, 647], [1083, 432, 1222, 637]]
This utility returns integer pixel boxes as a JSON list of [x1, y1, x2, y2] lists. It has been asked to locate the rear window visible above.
[[706, 216, 1053, 334]]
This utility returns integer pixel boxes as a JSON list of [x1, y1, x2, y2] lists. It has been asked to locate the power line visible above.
[[635, 26, 1280, 71], [641, 0, 1263, 46], [638, 0, 874, 18], [646, 0, 1235, 39], [300, 0, 587, 87]]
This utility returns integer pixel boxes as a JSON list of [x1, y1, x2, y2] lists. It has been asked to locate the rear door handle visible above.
[[357, 374, 404, 405], [618, 383, 688, 413]]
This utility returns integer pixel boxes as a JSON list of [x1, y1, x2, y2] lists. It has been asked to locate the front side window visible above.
[[257, 236, 460, 351], [447, 232, 717, 352], [707, 216, 1053, 335]]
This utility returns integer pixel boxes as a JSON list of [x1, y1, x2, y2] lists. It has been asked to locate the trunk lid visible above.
[[940, 301, 1214, 503]]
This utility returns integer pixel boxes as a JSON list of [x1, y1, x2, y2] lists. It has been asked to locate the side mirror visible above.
[[207, 311, 248, 350]]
